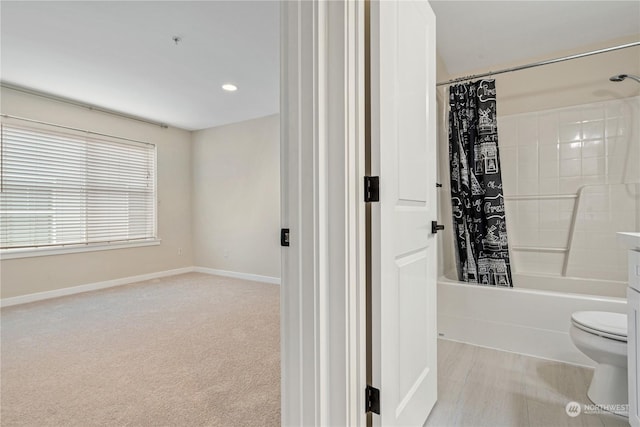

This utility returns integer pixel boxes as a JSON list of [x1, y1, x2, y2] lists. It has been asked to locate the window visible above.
[[0, 123, 157, 254]]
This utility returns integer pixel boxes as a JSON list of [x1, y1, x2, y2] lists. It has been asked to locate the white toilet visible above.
[[570, 311, 628, 411]]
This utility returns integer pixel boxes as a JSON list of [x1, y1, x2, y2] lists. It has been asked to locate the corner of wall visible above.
[[190, 114, 281, 279], [0, 88, 195, 299]]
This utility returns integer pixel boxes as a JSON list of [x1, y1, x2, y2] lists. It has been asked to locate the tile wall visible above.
[[498, 96, 640, 281]]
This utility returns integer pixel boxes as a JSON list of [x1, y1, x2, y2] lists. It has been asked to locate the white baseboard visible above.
[[1, 266, 281, 308], [0, 267, 195, 308], [193, 266, 281, 285]]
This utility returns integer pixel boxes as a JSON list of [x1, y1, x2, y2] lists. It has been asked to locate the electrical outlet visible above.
[[223, 249, 229, 258]]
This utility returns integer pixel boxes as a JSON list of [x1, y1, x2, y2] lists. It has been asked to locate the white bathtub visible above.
[[437, 273, 627, 366]]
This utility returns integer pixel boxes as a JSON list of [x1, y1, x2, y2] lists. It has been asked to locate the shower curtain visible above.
[[448, 79, 513, 287]]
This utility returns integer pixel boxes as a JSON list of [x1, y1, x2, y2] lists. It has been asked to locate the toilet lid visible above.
[[571, 311, 627, 340]]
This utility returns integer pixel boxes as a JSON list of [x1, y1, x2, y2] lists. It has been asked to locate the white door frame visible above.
[[280, 1, 367, 425]]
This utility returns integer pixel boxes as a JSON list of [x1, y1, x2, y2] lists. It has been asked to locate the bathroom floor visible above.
[[426, 339, 629, 427]]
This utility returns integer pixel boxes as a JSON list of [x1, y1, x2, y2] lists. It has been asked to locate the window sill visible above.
[[0, 239, 161, 260]]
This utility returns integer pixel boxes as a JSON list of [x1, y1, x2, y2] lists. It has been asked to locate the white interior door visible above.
[[370, 0, 437, 425]]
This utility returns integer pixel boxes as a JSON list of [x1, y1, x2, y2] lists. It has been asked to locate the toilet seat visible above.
[[571, 311, 627, 342]]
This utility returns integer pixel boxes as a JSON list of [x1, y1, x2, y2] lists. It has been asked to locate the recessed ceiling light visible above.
[[222, 84, 238, 92]]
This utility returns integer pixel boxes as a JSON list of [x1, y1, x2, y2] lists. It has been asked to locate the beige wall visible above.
[[454, 35, 640, 115], [0, 90, 281, 299], [192, 114, 281, 279], [0, 88, 194, 298]]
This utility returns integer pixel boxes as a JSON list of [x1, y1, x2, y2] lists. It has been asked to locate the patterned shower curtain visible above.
[[448, 79, 512, 287]]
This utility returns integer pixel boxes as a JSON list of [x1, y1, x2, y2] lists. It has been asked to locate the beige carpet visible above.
[[1, 273, 280, 426]]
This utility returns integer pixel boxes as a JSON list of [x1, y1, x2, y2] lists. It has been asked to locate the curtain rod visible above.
[[436, 41, 640, 87], [0, 82, 169, 129], [1, 114, 155, 147]]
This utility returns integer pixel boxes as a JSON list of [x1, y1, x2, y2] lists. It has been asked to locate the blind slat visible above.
[[1, 123, 157, 250]]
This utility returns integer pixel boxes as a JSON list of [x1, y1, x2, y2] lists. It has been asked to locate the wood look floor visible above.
[[427, 340, 629, 427]]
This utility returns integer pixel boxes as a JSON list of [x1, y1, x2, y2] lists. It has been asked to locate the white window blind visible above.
[[0, 123, 157, 250]]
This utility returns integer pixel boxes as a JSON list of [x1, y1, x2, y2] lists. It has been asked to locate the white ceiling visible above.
[[430, 1, 640, 78], [1, 1, 638, 131], [1, 1, 280, 131]]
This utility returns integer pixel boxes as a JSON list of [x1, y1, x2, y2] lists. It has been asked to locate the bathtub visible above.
[[437, 273, 627, 366]]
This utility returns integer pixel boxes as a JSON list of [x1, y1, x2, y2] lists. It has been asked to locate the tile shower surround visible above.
[[497, 96, 640, 282]]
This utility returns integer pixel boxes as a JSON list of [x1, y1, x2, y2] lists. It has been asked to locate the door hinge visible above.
[[432, 221, 445, 234], [365, 385, 380, 414], [280, 228, 290, 247], [364, 176, 379, 202]]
